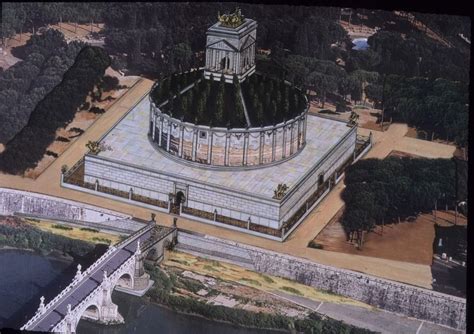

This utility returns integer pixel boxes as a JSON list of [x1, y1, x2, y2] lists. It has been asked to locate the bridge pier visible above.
[[131, 242, 152, 291], [98, 271, 124, 325]]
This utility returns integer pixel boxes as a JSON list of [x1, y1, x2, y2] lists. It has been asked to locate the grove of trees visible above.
[[0, 46, 110, 174], [151, 71, 306, 128], [341, 157, 466, 248], [382, 75, 469, 147], [0, 29, 84, 144]]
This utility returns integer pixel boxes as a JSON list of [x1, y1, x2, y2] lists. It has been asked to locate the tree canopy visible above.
[[341, 157, 462, 247], [0, 29, 84, 144], [0, 46, 110, 174]]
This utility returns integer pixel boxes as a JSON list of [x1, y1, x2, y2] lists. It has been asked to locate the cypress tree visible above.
[[294, 91, 300, 114], [282, 85, 290, 118], [169, 74, 177, 92], [289, 88, 296, 113], [256, 102, 264, 126], [247, 80, 255, 101], [197, 92, 207, 124], [271, 100, 278, 123], [264, 91, 271, 113], [160, 77, 170, 103], [233, 74, 246, 127], [215, 74, 226, 125]]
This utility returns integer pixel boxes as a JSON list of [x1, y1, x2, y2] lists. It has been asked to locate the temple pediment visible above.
[[206, 39, 238, 52], [240, 34, 255, 51]]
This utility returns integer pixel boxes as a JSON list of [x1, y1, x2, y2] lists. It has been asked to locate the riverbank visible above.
[[0, 245, 74, 263], [144, 251, 374, 333], [0, 215, 96, 259]]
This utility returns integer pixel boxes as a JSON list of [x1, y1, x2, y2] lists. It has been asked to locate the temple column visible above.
[[259, 131, 264, 164], [192, 129, 197, 161], [212, 49, 216, 69], [282, 125, 287, 158], [271, 130, 276, 161], [158, 118, 164, 147], [237, 54, 241, 75], [152, 113, 157, 141], [297, 118, 301, 149], [178, 125, 184, 157], [232, 52, 237, 73], [303, 116, 307, 145], [243, 133, 249, 165], [289, 123, 294, 155], [224, 133, 230, 166], [166, 122, 171, 151], [207, 131, 213, 164]]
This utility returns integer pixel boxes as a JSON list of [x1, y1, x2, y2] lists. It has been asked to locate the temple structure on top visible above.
[[204, 8, 257, 83]]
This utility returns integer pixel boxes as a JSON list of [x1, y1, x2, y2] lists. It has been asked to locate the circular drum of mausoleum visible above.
[[148, 70, 308, 169]]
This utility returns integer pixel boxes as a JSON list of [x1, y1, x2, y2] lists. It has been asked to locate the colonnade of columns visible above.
[[150, 110, 306, 168]]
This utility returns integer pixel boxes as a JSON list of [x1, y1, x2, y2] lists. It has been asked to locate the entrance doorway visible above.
[[220, 56, 230, 72], [170, 190, 186, 215], [175, 191, 186, 206]]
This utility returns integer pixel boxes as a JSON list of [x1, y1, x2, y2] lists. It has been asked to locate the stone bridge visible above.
[[21, 221, 176, 333]]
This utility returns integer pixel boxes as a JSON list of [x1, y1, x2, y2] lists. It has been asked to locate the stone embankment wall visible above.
[[176, 230, 466, 330], [0, 188, 129, 223]]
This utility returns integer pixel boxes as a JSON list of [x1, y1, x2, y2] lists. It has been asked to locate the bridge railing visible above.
[[52, 252, 137, 332], [114, 220, 155, 250], [21, 245, 119, 330], [22, 221, 155, 330]]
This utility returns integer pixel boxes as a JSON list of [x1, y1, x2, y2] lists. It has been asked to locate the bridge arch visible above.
[[116, 273, 134, 289], [82, 303, 101, 321], [72, 302, 102, 332]]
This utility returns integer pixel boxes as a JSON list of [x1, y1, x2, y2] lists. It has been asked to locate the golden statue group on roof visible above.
[[218, 7, 245, 28]]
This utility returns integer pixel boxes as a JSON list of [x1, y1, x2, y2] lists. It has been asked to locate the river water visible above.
[[0, 250, 277, 333]]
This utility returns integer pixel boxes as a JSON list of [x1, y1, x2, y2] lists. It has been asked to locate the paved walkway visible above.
[[272, 290, 461, 334], [0, 78, 457, 289]]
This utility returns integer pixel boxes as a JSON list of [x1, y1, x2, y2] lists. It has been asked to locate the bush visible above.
[[68, 127, 85, 134], [56, 136, 70, 142], [180, 278, 206, 293], [92, 237, 112, 244], [239, 278, 262, 286], [89, 106, 106, 114], [308, 240, 324, 249], [100, 75, 120, 92], [45, 150, 59, 158], [52, 224, 73, 230], [80, 101, 91, 111], [79, 227, 99, 233], [259, 274, 275, 283], [281, 286, 302, 295]]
